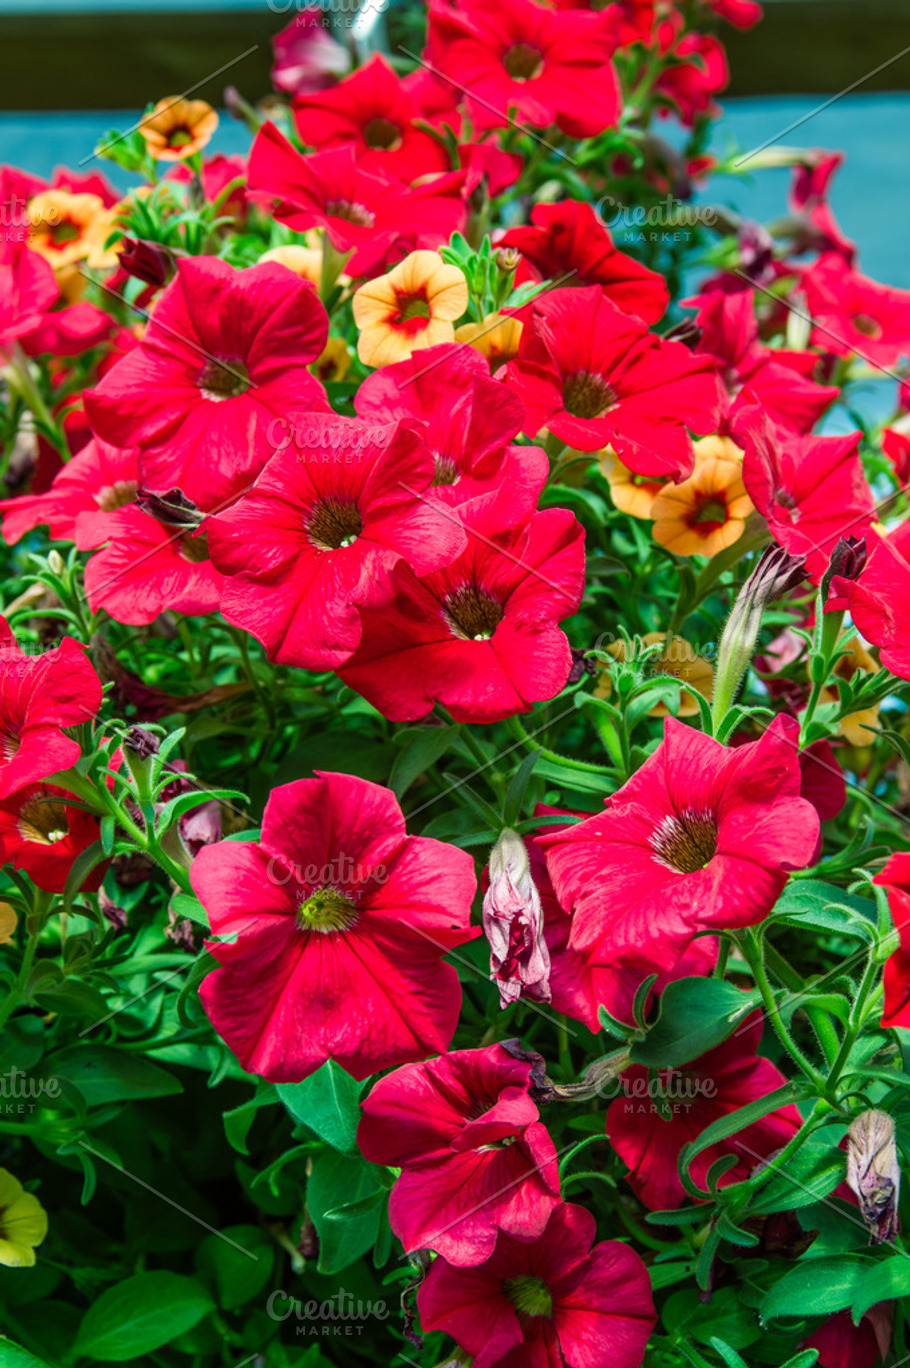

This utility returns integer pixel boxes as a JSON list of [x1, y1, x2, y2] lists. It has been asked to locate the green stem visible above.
[[740, 929, 825, 1088], [506, 715, 612, 775], [0, 888, 49, 1030]]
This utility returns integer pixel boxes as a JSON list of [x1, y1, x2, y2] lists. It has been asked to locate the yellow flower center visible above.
[[504, 1274, 553, 1317], [297, 887, 358, 933]]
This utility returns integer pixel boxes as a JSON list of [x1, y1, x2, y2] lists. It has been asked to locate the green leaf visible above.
[[40, 1045, 182, 1106], [769, 879, 875, 939], [0, 1339, 53, 1368], [73, 1271, 213, 1361], [169, 891, 211, 929], [749, 1143, 846, 1214], [277, 1059, 363, 1153], [502, 750, 540, 828], [389, 724, 458, 798], [851, 1256, 910, 1323], [678, 1084, 806, 1200], [195, 1226, 275, 1310], [761, 1255, 875, 1322], [629, 978, 761, 1068], [663, 1285, 760, 1349], [307, 1152, 382, 1275], [32, 978, 110, 1021]]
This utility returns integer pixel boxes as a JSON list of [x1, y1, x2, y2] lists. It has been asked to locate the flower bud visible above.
[[712, 544, 806, 724], [495, 246, 521, 275], [118, 237, 177, 289], [820, 533, 868, 603], [482, 828, 551, 1008], [847, 1109, 900, 1244]]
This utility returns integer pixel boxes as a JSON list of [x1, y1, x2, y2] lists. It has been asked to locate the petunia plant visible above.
[[0, 1, 909, 1365]]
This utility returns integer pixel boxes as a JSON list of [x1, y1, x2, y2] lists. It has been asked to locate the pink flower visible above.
[[206, 414, 466, 670], [873, 853, 910, 1031], [832, 518, 910, 682], [0, 436, 139, 546], [0, 237, 58, 357], [483, 828, 551, 1007], [357, 1042, 560, 1265], [194, 772, 478, 1082], [270, 8, 351, 96], [84, 257, 329, 510], [417, 1202, 655, 1368], [0, 618, 102, 799], [83, 506, 223, 627], [801, 252, 910, 367]]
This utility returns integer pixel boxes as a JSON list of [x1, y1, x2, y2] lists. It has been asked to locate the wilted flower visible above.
[[821, 532, 868, 603], [847, 1109, 900, 1245], [483, 827, 551, 1007], [0, 1169, 48, 1267]]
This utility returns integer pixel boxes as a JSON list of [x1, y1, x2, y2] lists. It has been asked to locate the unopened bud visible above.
[[847, 1109, 900, 1245], [47, 549, 65, 576], [712, 544, 806, 725], [482, 828, 551, 1008], [136, 487, 204, 530], [124, 726, 159, 761], [118, 237, 177, 289], [495, 246, 521, 275], [820, 534, 868, 602]]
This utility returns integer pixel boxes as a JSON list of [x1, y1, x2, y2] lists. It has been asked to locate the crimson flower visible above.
[[84, 257, 329, 510], [0, 618, 102, 800], [248, 124, 466, 278], [788, 151, 855, 261], [83, 506, 223, 627], [293, 54, 450, 180], [0, 783, 104, 893], [207, 414, 465, 670], [505, 286, 720, 478], [425, 0, 621, 139], [0, 436, 140, 546], [417, 1202, 655, 1368], [541, 716, 820, 971], [353, 342, 544, 501], [803, 1309, 892, 1368], [873, 853, 910, 1031], [834, 518, 910, 682], [338, 482, 586, 723], [735, 406, 875, 579], [195, 772, 477, 1082], [270, 8, 351, 96], [802, 252, 910, 367], [654, 23, 729, 126], [499, 200, 668, 324], [607, 1015, 801, 1211], [0, 237, 58, 356], [358, 1043, 560, 1265]]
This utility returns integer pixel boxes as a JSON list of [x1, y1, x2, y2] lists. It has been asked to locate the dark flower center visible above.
[[325, 198, 375, 228], [50, 220, 82, 246], [167, 127, 195, 149], [652, 809, 718, 873], [503, 1274, 553, 1318], [394, 293, 432, 330], [305, 496, 363, 551], [691, 496, 728, 530], [96, 480, 139, 512], [363, 117, 403, 151], [0, 730, 20, 763], [563, 371, 617, 419], [503, 43, 544, 82], [433, 454, 460, 486], [853, 313, 882, 339], [297, 886, 358, 934], [17, 793, 68, 846], [197, 358, 250, 400], [443, 583, 504, 641]]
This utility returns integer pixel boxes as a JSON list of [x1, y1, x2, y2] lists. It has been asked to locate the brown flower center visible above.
[[853, 313, 882, 339], [16, 793, 69, 846], [297, 886, 358, 934], [433, 454, 460, 486], [652, 809, 718, 873], [95, 479, 139, 512], [197, 358, 250, 400], [305, 496, 363, 551], [443, 583, 504, 641], [363, 117, 403, 151], [563, 371, 617, 419], [503, 43, 544, 82], [325, 198, 375, 228]]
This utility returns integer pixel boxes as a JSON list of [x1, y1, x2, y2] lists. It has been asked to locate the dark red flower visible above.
[[873, 852, 910, 1031], [799, 739, 846, 822], [425, 0, 621, 139], [207, 413, 465, 670], [338, 480, 586, 723], [505, 285, 721, 478], [83, 506, 223, 627], [358, 1043, 560, 1266], [833, 518, 910, 681], [0, 618, 102, 800], [84, 256, 329, 510], [194, 772, 478, 1082], [607, 1015, 801, 1211], [803, 1308, 893, 1368], [499, 200, 669, 324], [788, 151, 855, 262], [0, 436, 140, 546], [0, 782, 105, 893], [735, 406, 875, 579], [417, 1202, 655, 1368], [541, 716, 820, 972], [654, 22, 729, 126]]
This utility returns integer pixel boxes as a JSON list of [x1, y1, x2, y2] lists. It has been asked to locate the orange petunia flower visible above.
[[353, 250, 468, 368], [601, 449, 669, 520], [312, 336, 353, 384], [28, 190, 119, 271], [259, 241, 325, 289], [651, 436, 753, 557], [139, 97, 219, 162], [454, 311, 523, 371], [595, 632, 714, 717]]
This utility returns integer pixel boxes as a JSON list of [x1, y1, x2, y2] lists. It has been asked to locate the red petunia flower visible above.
[[206, 413, 465, 670], [734, 406, 875, 579], [84, 256, 329, 510], [270, 8, 351, 96], [0, 436, 140, 546], [194, 772, 478, 1082], [692, 289, 838, 433], [541, 716, 820, 972], [425, 0, 621, 139], [835, 518, 910, 682], [505, 285, 721, 478], [247, 124, 467, 278], [606, 1015, 801, 1211], [801, 252, 910, 367], [0, 237, 58, 356], [654, 23, 729, 126], [872, 852, 910, 1031], [803, 1308, 893, 1368], [353, 341, 545, 502], [417, 1202, 655, 1368], [82, 506, 223, 627], [788, 151, 855, 262], [338, 481, 586, 723], [358, 1042, 560, 1266], [499, 200, 669, 324], [0, 782, 104, 893], [293, 54, 450, 180], [0, 618, 102, 800]]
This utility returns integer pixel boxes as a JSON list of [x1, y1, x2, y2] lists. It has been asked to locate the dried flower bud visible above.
[[847, 1109, 900, 1245], [482, 828, 551, 1008], [820, 534, 868, 602], [136, 487, 204, 530], [124, 726, 160, 760], [118, 237, 177, 289], [98, 887, 128, 931]]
